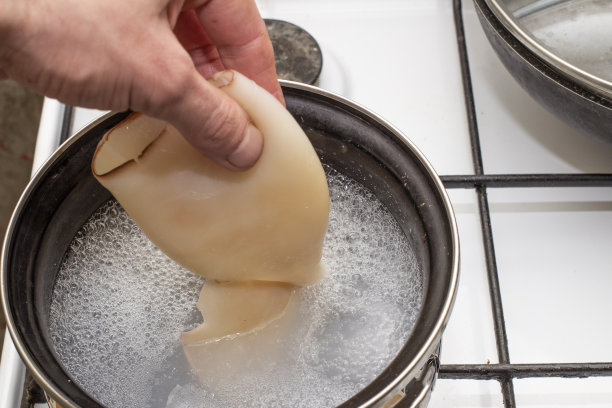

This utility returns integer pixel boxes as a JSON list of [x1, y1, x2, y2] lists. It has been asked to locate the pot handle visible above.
[[381, 352, 440, 408]]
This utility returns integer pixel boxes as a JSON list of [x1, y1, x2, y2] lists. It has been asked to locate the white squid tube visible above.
[[92, 70, 329, 286], [92, 70, 329, 368]]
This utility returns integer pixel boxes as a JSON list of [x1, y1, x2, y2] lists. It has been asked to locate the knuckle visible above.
[[133, 56, 194, 114], [198, 98, 245, 152]]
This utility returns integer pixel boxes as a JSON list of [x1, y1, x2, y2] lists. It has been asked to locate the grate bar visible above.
[[440, 362, 612, 380], [475, 187, 514, 370], [453, 0, 516, 405], [441, 174, 612, 189]]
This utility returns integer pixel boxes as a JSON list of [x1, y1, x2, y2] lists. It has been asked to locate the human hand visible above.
[[0, 0, 283, 170]]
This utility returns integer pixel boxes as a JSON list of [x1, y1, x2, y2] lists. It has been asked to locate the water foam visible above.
[[49, 167, 423, 408]]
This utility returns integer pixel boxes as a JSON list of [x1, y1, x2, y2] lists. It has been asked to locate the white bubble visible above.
[[49, 167, 423, 408]]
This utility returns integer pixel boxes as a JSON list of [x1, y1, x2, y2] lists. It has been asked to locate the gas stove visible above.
[[2, 0, 612, 407]]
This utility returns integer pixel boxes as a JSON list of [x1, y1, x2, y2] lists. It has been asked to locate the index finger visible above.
[[186, 0, 284, 105]]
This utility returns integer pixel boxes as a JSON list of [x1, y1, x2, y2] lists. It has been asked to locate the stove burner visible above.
[[264, 19, 323, 85]]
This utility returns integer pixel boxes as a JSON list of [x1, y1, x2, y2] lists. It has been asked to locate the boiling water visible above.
[[49, 168, 423, 408]]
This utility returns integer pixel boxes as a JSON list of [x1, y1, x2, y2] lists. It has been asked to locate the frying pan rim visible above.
[[480, 0, 612, 100]]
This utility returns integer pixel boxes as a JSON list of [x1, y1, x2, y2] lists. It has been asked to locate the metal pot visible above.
[[2, 82, 459, 408], [473, 0, 612, 142]]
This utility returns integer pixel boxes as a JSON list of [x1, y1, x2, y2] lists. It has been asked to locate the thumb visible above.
[[138, 64, 263, 171]]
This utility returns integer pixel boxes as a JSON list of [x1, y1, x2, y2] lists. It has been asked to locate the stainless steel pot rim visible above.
[[0, 117, 99, 408], [284, 81, 460, 406], [482, 0, 612, 100], [1, 80, 460, 408]]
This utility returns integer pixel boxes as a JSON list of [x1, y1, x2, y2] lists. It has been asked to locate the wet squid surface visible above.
[[49, 167, 423, 408], [91, 71, 331, 362]]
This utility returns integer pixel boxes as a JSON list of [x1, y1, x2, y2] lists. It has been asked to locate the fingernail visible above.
[[209, 70, 234, 88], [227, 124, 263, 169]]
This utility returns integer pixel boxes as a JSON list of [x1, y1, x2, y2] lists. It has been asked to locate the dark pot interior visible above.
[[2, 84, 458, 407]]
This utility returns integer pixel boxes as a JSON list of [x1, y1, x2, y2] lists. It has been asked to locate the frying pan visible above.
[[2, 82, 459, 408], [473, 0, 612, 141]]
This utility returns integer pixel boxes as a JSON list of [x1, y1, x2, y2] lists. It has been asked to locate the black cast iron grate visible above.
[[439, 1, 612, 407]]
